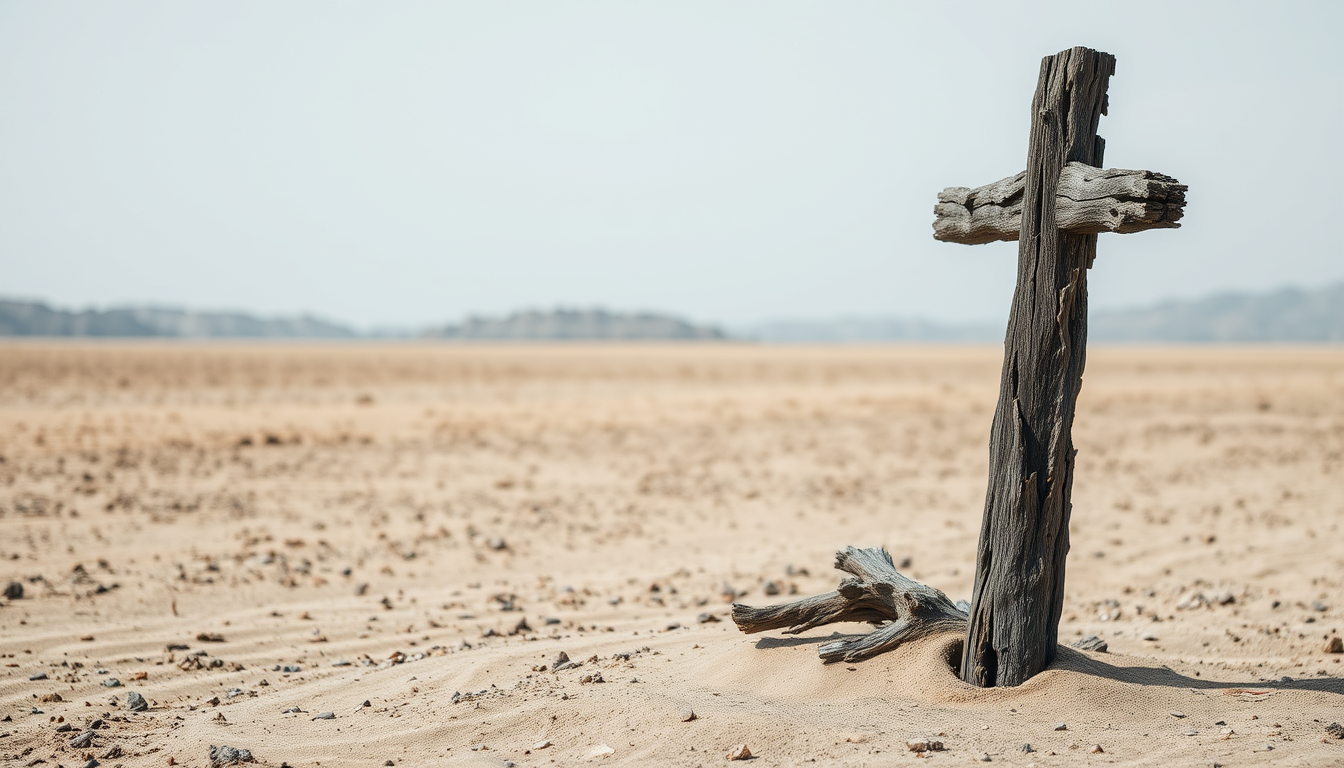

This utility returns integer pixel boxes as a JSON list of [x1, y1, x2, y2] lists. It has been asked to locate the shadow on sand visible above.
[[1054, 645, 1344, 697], [753, 631, 1344, 697]]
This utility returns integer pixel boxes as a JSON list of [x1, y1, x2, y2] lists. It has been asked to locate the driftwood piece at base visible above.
[[933, 162, 1187, 245], [731, 547, 967, 663]]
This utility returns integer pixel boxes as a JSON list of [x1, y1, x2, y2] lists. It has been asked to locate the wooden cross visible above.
[[933, 46, 1186, 687], [730, 46, 1187, 689]]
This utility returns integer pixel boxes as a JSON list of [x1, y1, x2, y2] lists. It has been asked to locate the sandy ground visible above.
[[0, 342, 1342, 768]]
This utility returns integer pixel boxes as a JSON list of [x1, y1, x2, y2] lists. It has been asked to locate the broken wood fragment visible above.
[[731, 547, 966, 663]]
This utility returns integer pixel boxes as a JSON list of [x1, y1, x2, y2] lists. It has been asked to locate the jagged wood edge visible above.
[[730, 546, 968, 664]]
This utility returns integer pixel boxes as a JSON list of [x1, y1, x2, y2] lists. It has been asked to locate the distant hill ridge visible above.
[[426, 308, 725, 340], [1090, 283, 1344, 342], [2, 283, 1340, 341], [0, 300, 356, 338], [0, 300, 725, 340], [745, 282, 1344, 343]]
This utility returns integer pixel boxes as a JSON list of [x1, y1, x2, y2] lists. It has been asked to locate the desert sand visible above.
[[1, 342, 1341, 767]]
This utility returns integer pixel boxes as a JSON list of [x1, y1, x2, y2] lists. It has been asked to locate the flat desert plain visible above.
[[1, 343, 1342, 768]]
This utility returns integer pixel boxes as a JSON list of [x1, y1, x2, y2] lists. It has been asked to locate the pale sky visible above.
[[2, 1, 1341, 329]]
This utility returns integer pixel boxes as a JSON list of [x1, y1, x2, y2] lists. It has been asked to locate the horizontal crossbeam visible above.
[[933, 162, 1186, 245]]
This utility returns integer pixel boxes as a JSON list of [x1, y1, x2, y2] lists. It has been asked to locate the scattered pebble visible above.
[[579, 671, 604, 684], [1326, 722, 1344, 739], [1311, 600, 1328, 612], [697, 613, 720, 624], [311, 712, 335, 721], [1020, 744, 1034, 753], [331, 660, 352, 667], [125, 691, 148, 712], [1171, 712, 1186, 718], [70, 730, 96, 748], [1324, 637, 1343, 654], [844, 734, 868, 743], [1071, 636, 1108, 653], [100, 678, 122, 688], [3, 582, 22, 600], [1184, 730, 1198, 737], [486, 537, 507, 551], [763, 580, 781, 596], [1090, 744, 1104, 754], [1053, 723, 1067, 731], [552, 651, 580, 672], [274, 665, 301, 673], [197, 632, 226, 642], [1142, 633, 1159, 641], [532, 740, 552, 750], [679, 705, 696, 722], [726, 743, 752, 760], [353, 700, 371, 713], [590, 744, 615, 758], [28, 672, 47, 681], [977, 752, 991, 762], [208, 744, 254, 767]]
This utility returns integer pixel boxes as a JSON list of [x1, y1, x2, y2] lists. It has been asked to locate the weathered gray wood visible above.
[[934, 163, 1186, 245], [732, 547, 967, 663], [959, 46, 1114, 688], [730, 45, 1186, 689]]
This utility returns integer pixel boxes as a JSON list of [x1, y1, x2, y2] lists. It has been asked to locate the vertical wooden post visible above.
[[960, 47, 1115, 688]]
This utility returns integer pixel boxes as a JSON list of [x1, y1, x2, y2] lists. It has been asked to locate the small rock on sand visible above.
[[679, 705, 696, 722], [125, 691, 148, 712], [209, 745, 254, 766], [311, 712, 335, 721], [1324, 637, 1343, 654], [70, 730, 96, 748], [1326, 722, 1344, 739], [532, 740, 552, 750], [1053, 723, 1067, 731], [726, 744, 752, 760], [28, 672, 47, 681], [1090, 744, 1104, 754], [978, 753, 992, 762], [3, 582, 22, 600], [1071, 635, 1108, 653], [589, 744, 615, 758], [906, 740, 944, 753]]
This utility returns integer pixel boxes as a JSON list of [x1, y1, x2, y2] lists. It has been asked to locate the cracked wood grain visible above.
[[933, 164, 1186, 245]]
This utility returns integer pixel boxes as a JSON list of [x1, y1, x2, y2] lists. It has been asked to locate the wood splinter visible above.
[[731, 547, 967, 663]]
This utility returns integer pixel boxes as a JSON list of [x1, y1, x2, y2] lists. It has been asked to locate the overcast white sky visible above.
[[1, 1, 1341, 329]]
